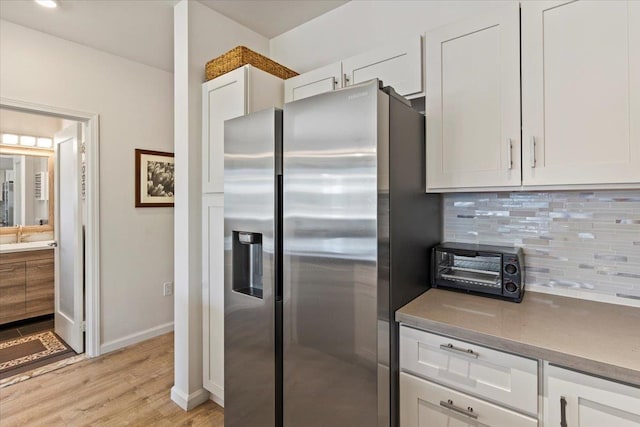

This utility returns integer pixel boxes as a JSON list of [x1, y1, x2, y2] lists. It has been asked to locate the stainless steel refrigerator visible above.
[[224, 79, 441, 427]]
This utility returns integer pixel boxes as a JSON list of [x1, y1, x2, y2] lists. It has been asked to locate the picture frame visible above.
[[135, 149, 175, 207]]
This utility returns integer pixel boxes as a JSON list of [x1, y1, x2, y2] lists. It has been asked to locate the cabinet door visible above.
[[522, 1, 640, 187], [202, 67, 247, 194], [425, 4, 521, 191], [202, 193, 224, 401], [546, 364, 640, 427], [400, 373, 538, 427], [26, 258, 54, 315], [0, 261, 25, 322], [343, 35, 423, 97], [284, 62, 341, 103]]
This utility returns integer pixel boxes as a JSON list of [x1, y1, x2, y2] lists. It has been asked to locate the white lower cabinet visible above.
[[545, 364, 640, 427], [399, 325, 538, 427], [400, 326, 538, 415], [400, 372, 537, 427]]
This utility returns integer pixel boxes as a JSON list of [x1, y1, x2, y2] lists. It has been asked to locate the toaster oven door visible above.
[[434, 249, 503, 294]]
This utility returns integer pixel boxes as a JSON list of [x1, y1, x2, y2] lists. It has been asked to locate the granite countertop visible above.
[[396, 288, 640, 387]]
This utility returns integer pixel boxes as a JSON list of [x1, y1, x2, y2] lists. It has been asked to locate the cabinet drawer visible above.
[[400, 325, 538, 415], [400, 372, 537, 427]]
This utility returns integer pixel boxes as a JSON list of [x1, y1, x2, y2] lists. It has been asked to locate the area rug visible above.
[[0, 331, 75, 380]]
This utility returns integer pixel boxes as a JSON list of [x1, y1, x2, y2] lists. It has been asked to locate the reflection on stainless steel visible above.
[[283, 83, 379, 427], [283, 81, 441, 427], [224, 109, 280, 427], [223, 81, 442, 427]]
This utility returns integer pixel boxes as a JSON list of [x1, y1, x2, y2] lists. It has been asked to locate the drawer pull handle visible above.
[[440, 343, 479, 359], [530, 136, 537, 168], [440, 399, 478, 420], [560, 396, 568, 427]]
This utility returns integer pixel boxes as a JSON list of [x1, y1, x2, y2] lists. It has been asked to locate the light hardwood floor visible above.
[[0, 333, 224, 426]]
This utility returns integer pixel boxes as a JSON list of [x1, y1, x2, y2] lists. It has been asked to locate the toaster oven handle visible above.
[[452, 250, 478, 258], [439, 343, 480, 359]]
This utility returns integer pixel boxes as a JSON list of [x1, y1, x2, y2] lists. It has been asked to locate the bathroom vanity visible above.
[[0, 245, 54, 325]]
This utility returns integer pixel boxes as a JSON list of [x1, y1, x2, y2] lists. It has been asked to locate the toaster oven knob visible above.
[[505, 264, 518, 275], [505, 282, 518, 293]]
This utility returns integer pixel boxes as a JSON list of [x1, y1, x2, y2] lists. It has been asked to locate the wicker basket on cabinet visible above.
[[205, 46, 298, 81]]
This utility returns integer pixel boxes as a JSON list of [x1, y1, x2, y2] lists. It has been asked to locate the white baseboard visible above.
[[209, 390, 224, 407], [171, 386, 211, 411], [99, 321, 174, 355]]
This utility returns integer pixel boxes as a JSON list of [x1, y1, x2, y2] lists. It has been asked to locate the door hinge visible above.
[[81, 321, 86, 332]]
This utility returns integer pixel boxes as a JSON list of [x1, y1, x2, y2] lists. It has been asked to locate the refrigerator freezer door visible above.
[[224, 108, 281, 427], [283, 81, 382, 426]]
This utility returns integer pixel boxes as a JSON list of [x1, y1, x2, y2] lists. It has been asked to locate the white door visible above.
[[54, 123, 84, 353], [546, 365, 640, 427], [284, 62, 341, 103], [522, 0, 640, 187], [343, 35, 423, 97], [425, 3, 521, 191]]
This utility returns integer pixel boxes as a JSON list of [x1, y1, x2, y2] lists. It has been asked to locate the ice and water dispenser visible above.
[[232, 231, 264, 298]]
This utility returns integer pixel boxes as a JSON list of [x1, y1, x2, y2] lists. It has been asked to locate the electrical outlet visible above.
[[163, 282, 173, 296]]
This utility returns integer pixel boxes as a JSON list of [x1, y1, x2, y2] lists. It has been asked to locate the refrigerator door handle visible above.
[[275, 174, 283, 302]]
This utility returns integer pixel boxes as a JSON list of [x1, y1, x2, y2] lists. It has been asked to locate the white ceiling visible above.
[[198, 0, 348, 39], [0, 0, 348, 73]]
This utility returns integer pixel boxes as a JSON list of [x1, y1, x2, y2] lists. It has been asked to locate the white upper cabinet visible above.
[[284, 35, 423, 104], [202, 67, 247, 194], [202, 65, 284, 193], [284, 62, 341, 103], [425, 4, 521, 191], [342, 35, 423, 97], [545, 364, 640, 427], [522, 0, 640, 187]]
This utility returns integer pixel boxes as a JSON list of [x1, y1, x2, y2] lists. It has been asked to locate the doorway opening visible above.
[[0, 99, 100, 382]]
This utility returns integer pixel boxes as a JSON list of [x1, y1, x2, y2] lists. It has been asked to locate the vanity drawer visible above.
[[400, 325, 538, 415], [400, 372, 537, 427]]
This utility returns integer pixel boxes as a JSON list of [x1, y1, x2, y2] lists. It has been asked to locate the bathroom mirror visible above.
[[0, 146, 54, 228]]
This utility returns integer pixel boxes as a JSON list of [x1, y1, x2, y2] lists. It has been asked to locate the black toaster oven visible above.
[[431, 242, 525, 302]]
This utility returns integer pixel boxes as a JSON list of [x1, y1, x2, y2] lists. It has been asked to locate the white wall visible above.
[[0, 108, 63, 137], [172, 0, 269, 410], [0, 20, 175, 351], [270, 0, 507, 73]]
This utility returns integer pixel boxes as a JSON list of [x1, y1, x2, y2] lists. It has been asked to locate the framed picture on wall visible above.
[[135, 149, 175, 207]]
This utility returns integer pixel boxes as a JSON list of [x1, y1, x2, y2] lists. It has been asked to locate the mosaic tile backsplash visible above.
[[443, 191, 640, 303]]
